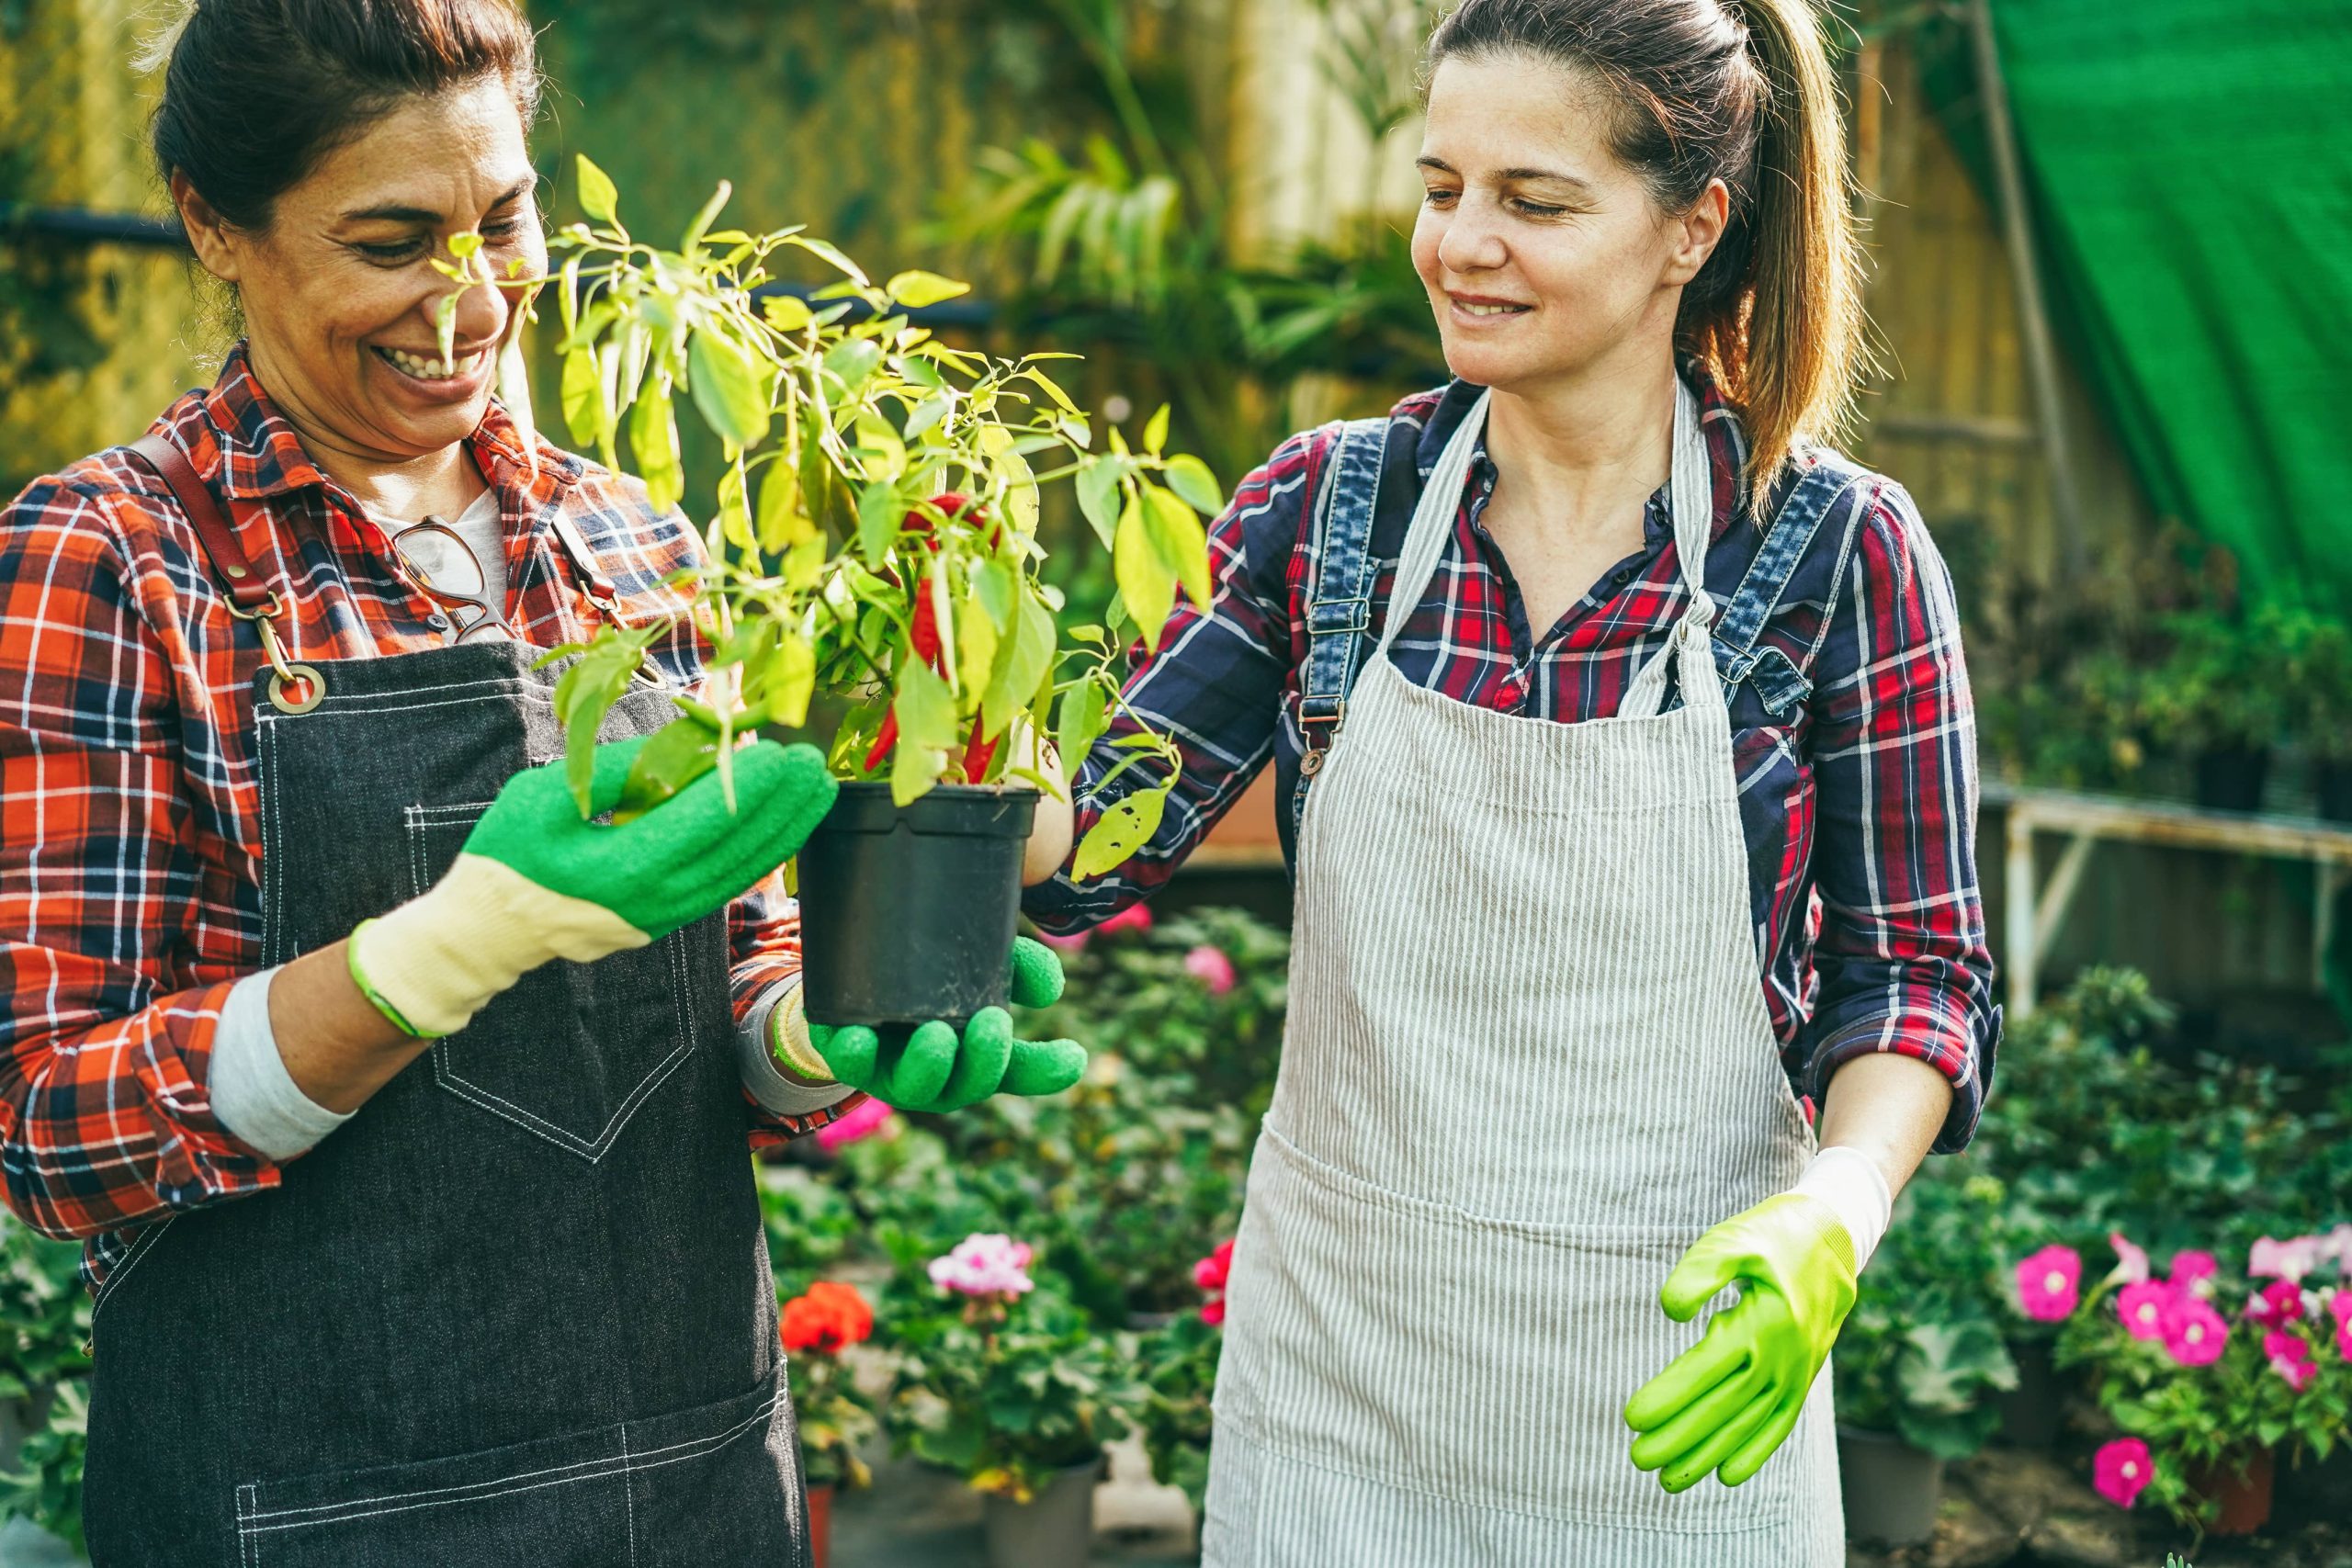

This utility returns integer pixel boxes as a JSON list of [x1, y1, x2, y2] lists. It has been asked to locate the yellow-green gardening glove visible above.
[[348, 735, 836, 1038], [779, 938, 1086, 1111], [1623, 1193, 1858, 1492]]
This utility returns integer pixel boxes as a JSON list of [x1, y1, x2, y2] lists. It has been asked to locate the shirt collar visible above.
[[1414, 355, 1753, 545], [194, 341, 588, 508]]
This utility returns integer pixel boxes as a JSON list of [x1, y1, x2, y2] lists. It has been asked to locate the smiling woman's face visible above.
[[1411, 51, 1722, 398], [180, 75, 545, 465]]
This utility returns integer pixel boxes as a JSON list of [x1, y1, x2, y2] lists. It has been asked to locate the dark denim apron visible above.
[[81, 456, 808, 1566]]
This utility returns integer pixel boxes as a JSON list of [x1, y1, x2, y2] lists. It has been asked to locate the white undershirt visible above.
[[381, 488, 508, 637]]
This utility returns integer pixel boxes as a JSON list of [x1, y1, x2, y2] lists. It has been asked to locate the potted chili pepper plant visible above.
[[495, 159, 1224, 1025]]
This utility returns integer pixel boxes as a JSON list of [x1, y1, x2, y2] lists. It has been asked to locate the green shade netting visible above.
[[1984, 0, 2352, 606]]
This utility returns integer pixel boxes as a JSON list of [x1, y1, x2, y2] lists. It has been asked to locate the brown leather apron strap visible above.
[[126, 433, 325, 715], [544, 505, 621, 612]]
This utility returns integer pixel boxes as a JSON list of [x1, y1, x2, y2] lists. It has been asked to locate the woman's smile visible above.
[[371, 341, 494, 400]]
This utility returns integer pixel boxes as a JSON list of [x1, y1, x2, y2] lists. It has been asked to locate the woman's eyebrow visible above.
[[1414, 155, 1595, 195], [340, 178, 536, 224]]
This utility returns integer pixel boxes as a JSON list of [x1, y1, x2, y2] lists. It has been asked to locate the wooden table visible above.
[[1989, 782, 2352, 1016]]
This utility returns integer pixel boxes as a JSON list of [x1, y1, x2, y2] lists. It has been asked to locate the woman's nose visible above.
[[431, 263, 511, 350], [1437, 201, 1509, 274]]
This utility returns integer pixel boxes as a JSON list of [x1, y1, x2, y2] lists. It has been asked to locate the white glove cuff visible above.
[[1792, 1145, 1894, 1273]]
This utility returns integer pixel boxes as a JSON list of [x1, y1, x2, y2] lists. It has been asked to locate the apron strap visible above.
[[1298, 414, 1393, 751], [128, 434, 274, 615], [1708, 454, 1877, 719]]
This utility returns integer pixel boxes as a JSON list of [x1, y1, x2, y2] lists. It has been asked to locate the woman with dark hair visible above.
[[1023, 0, 1996, 1560], [0, 1, 1078, 1560]]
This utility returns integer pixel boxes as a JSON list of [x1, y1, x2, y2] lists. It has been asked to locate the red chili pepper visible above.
[[901, 492, 998, 551], [864, 708, 899, 774], [958, 730, 1000, 784], [910, 592, 944, 665]]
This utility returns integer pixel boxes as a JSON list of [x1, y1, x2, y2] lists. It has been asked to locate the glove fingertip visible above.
[[1001, 1037, 1086, 1097], [1008, 936, 1066, 1009]]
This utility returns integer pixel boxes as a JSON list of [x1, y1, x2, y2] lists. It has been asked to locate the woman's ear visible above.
[[170, 168, 243, 284], [1663, 177, 1731, 288]]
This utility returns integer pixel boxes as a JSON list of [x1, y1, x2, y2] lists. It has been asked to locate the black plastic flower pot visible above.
[[2192, 744, 2270, 813], [1836, 1425, 1944, 1547], [797, 781, 1039, 1028]]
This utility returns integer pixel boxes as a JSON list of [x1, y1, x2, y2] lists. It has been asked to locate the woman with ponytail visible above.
[[1024, 0, 1994, 1560]]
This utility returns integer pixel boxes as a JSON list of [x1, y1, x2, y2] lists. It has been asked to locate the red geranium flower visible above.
[[781, 1280, 875, 1356]]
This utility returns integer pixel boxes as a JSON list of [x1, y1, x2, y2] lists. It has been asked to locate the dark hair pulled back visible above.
[[147, 0, 541, 232], [1427, 0, 1864, 503]]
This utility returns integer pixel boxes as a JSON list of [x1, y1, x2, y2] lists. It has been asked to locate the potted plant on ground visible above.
[[500, 159, 1227, 1025], [2270, 605, 2352, 821], [885, 1233, 1143, 1568], [2139, 607, 2286, 812], [1129, 1240, 1229, 1528], [780, 1280, 879, 1568], [1831, 1170, 2019, 1545], [2050, 1230, 2352, 1537], [0, 1215, 91, 1555]]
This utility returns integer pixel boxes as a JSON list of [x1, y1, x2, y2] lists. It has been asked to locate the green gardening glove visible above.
[[349, 734, 836, 1038], [1623, 1193, 1858, 1492], [791, 938, 1086, 1111]]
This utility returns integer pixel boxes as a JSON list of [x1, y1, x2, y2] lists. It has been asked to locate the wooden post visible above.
[[1968, 0, 2088, 582], [2006, 806, 2040, 1019]]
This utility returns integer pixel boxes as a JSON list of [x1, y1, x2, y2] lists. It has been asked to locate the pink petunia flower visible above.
[[1035, 931, 1091, 954], [1098, 905, 1154, 938], [2169, 1250, 2220, 1293], [2108, 1233, 2151, 1286], [815, 1097, 896, 1153], [2093, 1438, 2154, 1509], [2246, 1278, 2308, 1326], [2164, 1297, 2230, 1367], [2250, 1235, 2324, 1283], [2266, 1329, 2318, 1393], [1182, 945, 1238, 996], [2328, 1290, 2352, 1362], [928, 1234, 1036, 1299], [2117, 1280, 2176, 1342], [2016, 1246, 2083, 1322], [1195, 1238, 1235, 1326]]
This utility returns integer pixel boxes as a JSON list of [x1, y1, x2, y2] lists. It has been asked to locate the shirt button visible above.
[[426, 613, 451, 631]]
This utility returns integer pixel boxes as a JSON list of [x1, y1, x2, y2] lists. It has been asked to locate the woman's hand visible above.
[[1014, 724, 1075, 886]]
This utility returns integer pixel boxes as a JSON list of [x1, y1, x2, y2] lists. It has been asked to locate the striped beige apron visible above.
[[1202, 381, 1843, 1566]]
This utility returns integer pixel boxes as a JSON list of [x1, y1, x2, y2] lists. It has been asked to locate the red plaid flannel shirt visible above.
[[0, 346, 840, 1289]]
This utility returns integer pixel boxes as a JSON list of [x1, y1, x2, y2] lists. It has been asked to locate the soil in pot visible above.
[[1837, 1425, 1946, 1547], [797, 783, 1039, 1027], [2192, 745, 2271, 812], [2188, 1448, 2275, 1536], [805, 1483, 833, 1568], [982, 1455, 1102, 1568]]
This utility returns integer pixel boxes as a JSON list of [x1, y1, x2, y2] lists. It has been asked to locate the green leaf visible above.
[[891, 658, 958, 806], [1143, 483, 1212, 614], [447, 230, 483, 261], [614, 714, 722, 825], [786, 235, 871, 288], [577, 154, 619, 226], [1114, 492, 1176, 652], [902, 393, 953, 444], [1074, 784, 1169, 878], [1143, 403, 1169, 457], [758, 459, 813, 551], [549, 636, 646, 816], [886, 269, 972, 309], [763, 294, 814, 333], [762, 632, 817, 728], [855, 480, 902, 561], [956, 592, 1000, 697], [1023, 367, 1080, 415], [974, 558, 1019, 632], [687, 326, 771, 449], [717, 460, 754, 553], [1075, 458, 1122, 550], [560, 344, 603, 447], [985, 591, 1056, 739], [628, 378, 684, 516], [681, 180, 732, 254], [1055, 680, 1108, 773], [1163, 454, 1224, 516], [824, 337, 885, 396]]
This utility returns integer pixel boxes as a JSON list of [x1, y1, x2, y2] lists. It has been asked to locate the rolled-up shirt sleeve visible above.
[[1797, 479, 1998, 1153], [0, 481, 285, 1239], [728, 870, 861, 1143]]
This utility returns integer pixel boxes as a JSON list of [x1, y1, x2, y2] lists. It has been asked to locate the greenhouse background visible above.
[[2, 0, 2348, 1562]]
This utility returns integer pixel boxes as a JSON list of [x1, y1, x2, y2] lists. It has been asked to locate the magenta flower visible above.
[[2246, 1278, 2307, 1326], [1098, 905, 1154, 938], [815, 1096, 895, 1153], [1194, 1238, 1235, 1326], [2108, 1232, 2151, 1286], [2117, 1280, 2176, 1342], [2093, 1438, 2154, 1509], [1035, 930, 1091, 954], [2016, 1245, 2084, 1321], [2266, 1329, 2318, 1393], [2163, 1296, 2230, 1367], [928, 1234, 1036, 1299], [2329, 1290, 2352, 1362], [1182, 944, 1238, 996], [2168, 1249, 2219, 1292]]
